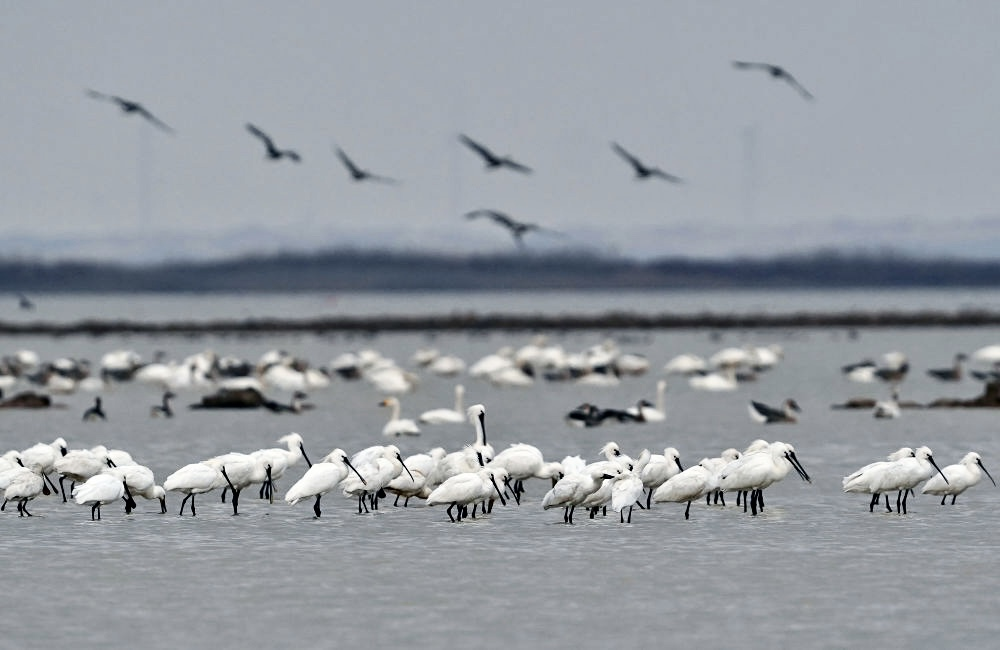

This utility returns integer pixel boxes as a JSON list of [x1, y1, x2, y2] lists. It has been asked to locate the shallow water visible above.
[[3, 292, 1000, 649]]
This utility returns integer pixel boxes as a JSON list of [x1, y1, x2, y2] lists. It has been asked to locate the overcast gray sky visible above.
[[3, 3, 1000, 262]]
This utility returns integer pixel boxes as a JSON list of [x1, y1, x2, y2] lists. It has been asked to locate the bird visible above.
[[250, 432, 313, 502], [731, 61, 814, 101], [458, 133, 532, 173], [151, 391, 176, 418], [426, 467, 507, 522], [103, 465, 167, 513], [340, 445, 414, 514], [85, 89, 175, 132], [541, 462, 620, 524], [718, 441, 811, 516], [17, 293, 34, 310], [1, 468, 46, 517], [163, 462, 228, 516], [625, 379, 667, 422], [610, 142, 682, 182], [245, 123, 301, 162], [922, 452, 996, 505], [652, 462, 715, 519], [842, 446, 948, 514], [639, 446, 684, 508], [926, 353, 968, 382], [842, 447, 916, 513], [464, 209, 563, 248], [204, 453, 271, 516], [488, 443, 558, 504], [263, 390, 310, 414], [748, 398, 801, 424], [73, 474, 136, 520], [333, 146, 399, 184], [284, 448, 365, 517], [872, 388, 901, 419], [379, 396, 420, 436], [418, 384, 467, 424], [82, 396, 106, 422]]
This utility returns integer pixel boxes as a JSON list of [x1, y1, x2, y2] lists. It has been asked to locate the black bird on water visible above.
[[246, 123, 301, 162], [86, 89, 175, 132], [82, 396, 106, 422], [151, 391, 176, 418], [731, 61, 814, 101], [610, 142, 683, 183], [464, 209, 563, 248], [334, 146, 399, 184], [458, 134, 532, 174], [927, 354, 968, 382]]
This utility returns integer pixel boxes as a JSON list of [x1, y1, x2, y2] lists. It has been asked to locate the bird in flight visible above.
[[85, 89, 174, 133], [458, 134, 532, 174], [610, 143, 683, 183], [245, 123, 301, 162], [333, 146, 399, 184], [732, 61, 814, 101], [464, 209, 562, 248]]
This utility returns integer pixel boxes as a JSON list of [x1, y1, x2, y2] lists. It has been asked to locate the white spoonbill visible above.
[[718, 441, 811, 516], [202, 453, 270, 516], [418, 385, 467, 424], [341, 445, 413, 513], [652, 462, 715, 519], [639, 446, 683, 509], [611, 450, 651, 523], [251, 432, 313, 502], [843, 446, 947, 514], [379, 397, 421, 436], [2, 468, 46, 517], [541, 462, 620, 524], [921, 452, 996, 505], [386, 448, 446, 506], [426, 467, 507, 522], [841, 447, 915, 512], [700, 448, 742, 506], [73, 474, 136, 520], [18, 437, 67, 497], [488, 443, 559, 504], [53, 448, 110, 502], [104, 465, 167, 513], [284, 449, 365, 517], [163, 463, 228, 516]]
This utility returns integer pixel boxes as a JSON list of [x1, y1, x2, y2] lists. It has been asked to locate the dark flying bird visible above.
[[85, 89, 174, 133], [458, 134, 532, 174], [334, 146, 399, 184], [464, 209, 563, 248], [17, 293, 34, 311], [246, 123, 301, 162], [611, 142, 683, 182], [731, 61, 814, 101]]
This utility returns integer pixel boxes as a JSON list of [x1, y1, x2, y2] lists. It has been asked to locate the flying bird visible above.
[[245, 123, 301, 162], [464, 209, 562, 248], [85, 89, 174, 133], [610, 143, 683, 182], [731, 61, 814, 101], [458, 134, 532, 174], [334, 146, 399, 184]]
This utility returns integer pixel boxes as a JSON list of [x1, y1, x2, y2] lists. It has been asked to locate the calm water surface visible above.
[[3, 291, 1000, 649]]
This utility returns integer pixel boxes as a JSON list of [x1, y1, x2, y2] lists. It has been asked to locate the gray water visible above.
[[4, 291, 1000, 649]]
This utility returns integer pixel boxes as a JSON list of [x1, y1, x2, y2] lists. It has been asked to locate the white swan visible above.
[[380, 396, 421, 436], [419, 384, 466, 424]]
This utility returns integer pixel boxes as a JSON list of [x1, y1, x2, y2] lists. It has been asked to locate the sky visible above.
[[3, 2, 1000, 262]]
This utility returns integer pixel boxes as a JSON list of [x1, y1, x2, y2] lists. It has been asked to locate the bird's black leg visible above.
[[627, 506, 633, 523], [313, 494, 322, 518], [901, 490, 909, 515], [684, 500, 691, 520], [91, 503, 99, 520], [179, 493, 191, 516], [868, 493, 879, 512], [736, 491, 742, 507], [563, 506, 570, 523], [647, 489, 653, 510], [756, 490, 765, 512], [749, 490, 758, 516], [60, 476, 68, 503], [393, 494, 400, 507], [190, 494, 197, 516], [568, 505, 575, 524], [446, 503, 456, 522], [221, 486, 228, 503], [896, 491, 903, 514], [742, 491, 749, 513], [231, 488, 241, 516], [951, 495, 957, 505]]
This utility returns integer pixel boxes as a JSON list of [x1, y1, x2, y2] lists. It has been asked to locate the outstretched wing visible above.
[[611, 142, 644, 172], [246, 123, 275, 148], [780, 72, 814, 100], [500, 157, 532, 174], [133, 105, 174, 133], [335, 147, 364, 177], [458, 134, 497, 162]]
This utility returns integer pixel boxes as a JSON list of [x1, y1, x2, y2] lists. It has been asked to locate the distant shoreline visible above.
[[3, 309, 1000, 335]]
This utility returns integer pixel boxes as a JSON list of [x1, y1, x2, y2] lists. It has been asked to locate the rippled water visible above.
[[5, 292, 1000, 649]]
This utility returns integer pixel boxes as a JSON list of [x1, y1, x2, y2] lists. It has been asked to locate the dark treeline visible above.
[[1, 248, 999, 292]]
